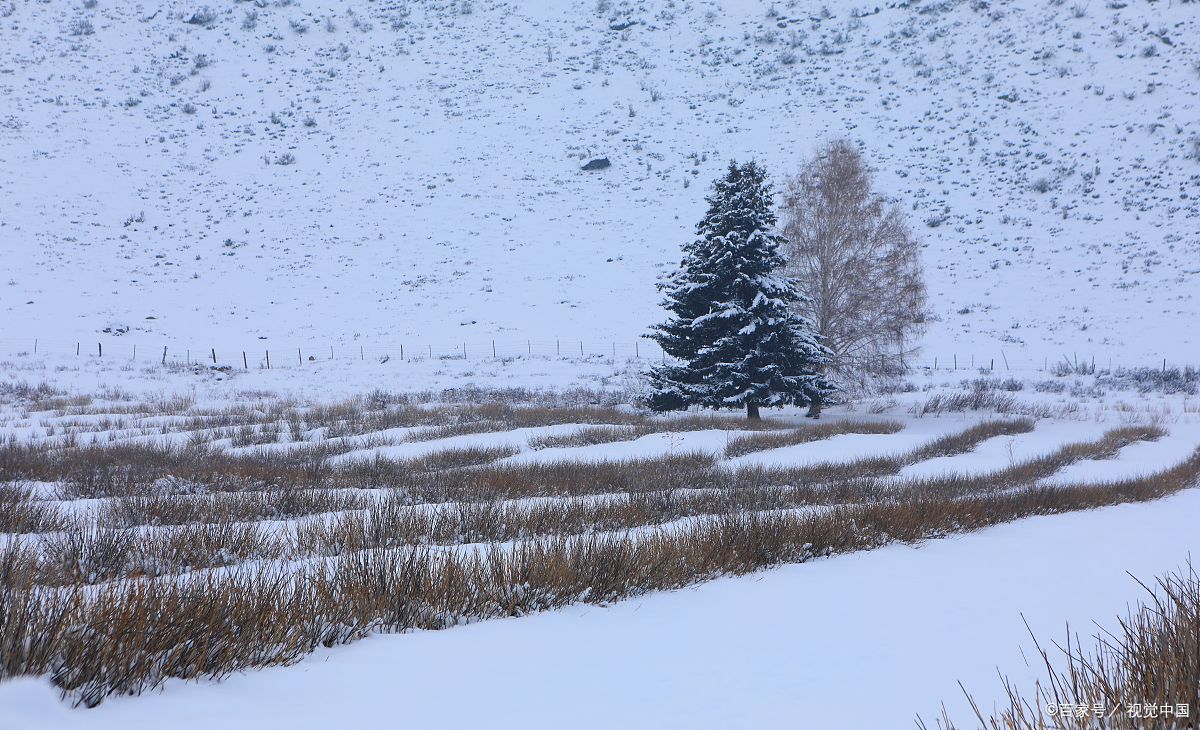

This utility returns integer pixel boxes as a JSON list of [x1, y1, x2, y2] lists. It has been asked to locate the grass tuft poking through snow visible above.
[[923, 561, 1200, 729]]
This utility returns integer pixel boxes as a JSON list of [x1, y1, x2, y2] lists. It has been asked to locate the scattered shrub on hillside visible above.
[[68, 17, 94, 35], [1096, 366, 1200, 395], [185, 7, 218, 28]]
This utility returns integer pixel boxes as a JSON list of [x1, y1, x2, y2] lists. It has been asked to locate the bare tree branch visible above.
[[780, 140, 930, 389]]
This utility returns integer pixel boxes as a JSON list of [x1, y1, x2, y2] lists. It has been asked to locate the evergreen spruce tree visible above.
[[646, 161, 832, 420]]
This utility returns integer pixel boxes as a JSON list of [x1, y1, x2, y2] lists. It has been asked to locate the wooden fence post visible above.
[[266, 350, 271, 369], [211, 348, 216, 364], [243, 351, 248, 369], [162, 346, 167, 365]]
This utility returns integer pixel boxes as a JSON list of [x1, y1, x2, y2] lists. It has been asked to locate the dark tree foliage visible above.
[[647, 161, 832, 419]]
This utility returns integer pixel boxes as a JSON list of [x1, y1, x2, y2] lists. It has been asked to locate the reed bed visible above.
[[0, 426, 1177, 590], [1, 390, 1191, 711], [1, 445, 1197, 707]]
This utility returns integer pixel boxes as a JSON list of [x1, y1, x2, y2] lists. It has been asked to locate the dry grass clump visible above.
[[984, 424, 1164, 488], [913, 389, 1020, 416], [101, 488, 375, 528], [311, 401, 644, 441], [527, 425, 642, 450], [399, 445, 520, 471], [525, 413, 793, 450], [0, 482, 69, 533], [13, 521, 286, 586], [724, 419, 904, 457], [733, 418, 1037, 488], [909, 418, 1036, 460], [922, 561, 1200, 730]]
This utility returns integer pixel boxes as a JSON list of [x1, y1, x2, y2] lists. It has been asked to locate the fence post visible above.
[[211, 348, 216, 364], [492, 340, 496, 358], [527, 340, 531, 356], [580, 341, 584, 356], [76, 342, 80, 356], [360, 345, 364, 361], [635, 341, 639, 358], [1002, 350, 1009, 370], [298, 348, 302, 365], [33, 338, 37, 354], [463, 343, 467, 359], [330, 346, 334, 360], [133, 344, 136, 360], [162, 346, 167, 365], [953, 354, 957, 370], [266, 350, 271, 369], [556, 339, 560, 356], [243, 351, 248, 369], [934, 356, 938, 370]]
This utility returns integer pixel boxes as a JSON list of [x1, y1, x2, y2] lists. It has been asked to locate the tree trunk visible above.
[[805, 398, 822, 419], [746, 402, 760, 420]]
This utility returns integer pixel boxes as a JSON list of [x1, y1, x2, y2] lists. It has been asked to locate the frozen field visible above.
[[1, 376, 1198, 726]]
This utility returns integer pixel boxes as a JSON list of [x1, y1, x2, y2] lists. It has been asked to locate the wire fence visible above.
[[0, 336, 670, 369], [0, 336, 1185, 376]]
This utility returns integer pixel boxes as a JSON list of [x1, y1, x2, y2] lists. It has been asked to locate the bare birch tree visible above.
[[780, 140, 928, 405]]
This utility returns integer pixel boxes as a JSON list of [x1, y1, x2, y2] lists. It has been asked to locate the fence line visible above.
[[0, 337, 1185, 375]]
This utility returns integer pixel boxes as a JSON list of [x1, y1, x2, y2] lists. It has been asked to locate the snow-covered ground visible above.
[[4, 486, 1198, 730], [2, 0, 1198, 723], [1, 0, 1197, 370]]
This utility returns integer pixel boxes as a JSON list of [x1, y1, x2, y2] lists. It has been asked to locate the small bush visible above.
[[68, 17, 94, 35]]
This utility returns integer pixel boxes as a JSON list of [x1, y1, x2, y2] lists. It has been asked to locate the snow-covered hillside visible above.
[[2, 0, 1198, 365]]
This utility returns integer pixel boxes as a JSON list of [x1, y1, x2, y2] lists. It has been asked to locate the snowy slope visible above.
[[1, 0, 1198, 365]]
